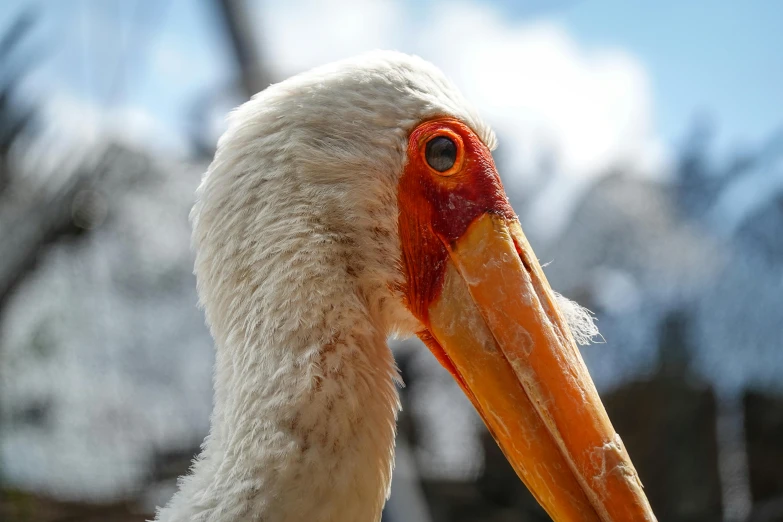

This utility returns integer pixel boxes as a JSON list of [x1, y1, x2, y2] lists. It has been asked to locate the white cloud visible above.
[[258, 0, 404, 74], [40, 93, 189, 159]]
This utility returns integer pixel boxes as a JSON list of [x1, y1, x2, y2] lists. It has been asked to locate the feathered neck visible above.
[[155, 216, 401, 521], [155, 124, 409, 520]]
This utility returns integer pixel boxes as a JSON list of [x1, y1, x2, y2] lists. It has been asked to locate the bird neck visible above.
[[156, 243, 400, 522]]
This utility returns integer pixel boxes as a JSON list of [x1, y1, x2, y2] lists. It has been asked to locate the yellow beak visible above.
[[422, 213, 656, 522]]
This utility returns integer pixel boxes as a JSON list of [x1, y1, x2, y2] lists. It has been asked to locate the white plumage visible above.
[[156, 51, 493, 522]]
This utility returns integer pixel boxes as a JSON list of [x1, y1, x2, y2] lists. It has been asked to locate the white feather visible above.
[[155, 51, 491, 522], [553, 292, 602, 346]]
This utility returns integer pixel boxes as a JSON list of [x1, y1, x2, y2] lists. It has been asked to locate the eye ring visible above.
[[421, 129, 465, 176]]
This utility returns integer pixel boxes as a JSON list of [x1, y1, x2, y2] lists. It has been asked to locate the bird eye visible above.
[[425, 136, 457, 173]]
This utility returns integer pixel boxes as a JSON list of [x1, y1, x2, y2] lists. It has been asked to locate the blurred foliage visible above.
[[0, 9, 37, 193]]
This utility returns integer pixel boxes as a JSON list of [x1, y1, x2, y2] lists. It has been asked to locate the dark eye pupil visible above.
[[425, 136, 457, 172]]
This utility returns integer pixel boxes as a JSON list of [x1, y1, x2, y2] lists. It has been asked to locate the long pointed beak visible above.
[[421, 213, 656, 522]]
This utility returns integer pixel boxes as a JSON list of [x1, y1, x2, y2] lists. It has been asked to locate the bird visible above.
[[154, 51, 656, 522]]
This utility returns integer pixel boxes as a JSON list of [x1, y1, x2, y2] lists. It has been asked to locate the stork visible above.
[[155, 51, 656, 522]]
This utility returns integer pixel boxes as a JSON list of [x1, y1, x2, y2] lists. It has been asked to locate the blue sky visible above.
[[1, 0, 780, 160], [553, 0, 783, 151]]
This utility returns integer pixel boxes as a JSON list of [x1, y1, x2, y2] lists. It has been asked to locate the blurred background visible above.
[[0, 1, 781, 521]]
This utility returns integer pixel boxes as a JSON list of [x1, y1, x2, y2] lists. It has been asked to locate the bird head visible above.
[[193, 51, 655, 521]]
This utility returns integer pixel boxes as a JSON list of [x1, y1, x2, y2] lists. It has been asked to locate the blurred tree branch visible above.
[[0, 12, 147, 324], [215, 0, 273, 98], [189, 0, 276, 159], [0, 143, 149, 316], [0, 9, 38, 194]]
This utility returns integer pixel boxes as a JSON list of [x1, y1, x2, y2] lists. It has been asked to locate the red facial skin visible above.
[[397, 118, 515, 381], [398, 117, 515, 321]]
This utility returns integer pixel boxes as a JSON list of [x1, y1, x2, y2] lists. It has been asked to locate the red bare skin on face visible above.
[[397, 117, 515, 324]]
